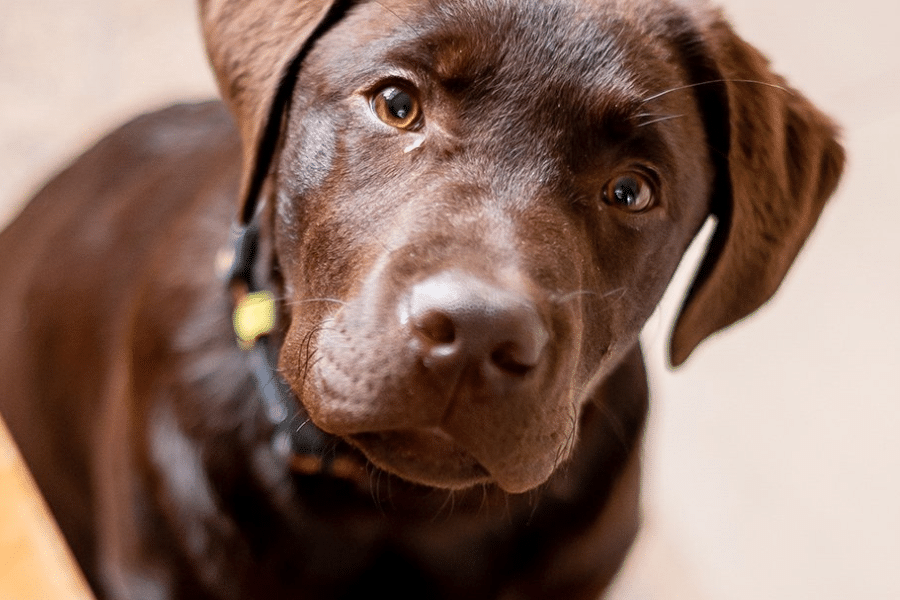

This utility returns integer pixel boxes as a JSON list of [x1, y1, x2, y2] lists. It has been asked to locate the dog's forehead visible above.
[[286, 0, 706, 204], [340, 0, 680, 108]]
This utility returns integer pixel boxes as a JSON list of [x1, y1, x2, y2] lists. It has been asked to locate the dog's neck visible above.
[[224, 219, 363, 478]]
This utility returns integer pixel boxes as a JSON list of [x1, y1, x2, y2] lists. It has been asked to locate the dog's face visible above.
[[200, 0, 842, 494], [270, 0, 713, 493]]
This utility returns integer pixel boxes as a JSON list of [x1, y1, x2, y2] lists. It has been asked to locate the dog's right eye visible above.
[[371, 85, 422, 130]]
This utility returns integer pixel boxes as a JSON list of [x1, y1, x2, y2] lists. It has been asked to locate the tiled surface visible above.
[[1, 1, 897, 598]]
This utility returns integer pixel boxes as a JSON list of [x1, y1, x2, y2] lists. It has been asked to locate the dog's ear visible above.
[[668, 11, 845, 366], [199, 0, 346, 224]]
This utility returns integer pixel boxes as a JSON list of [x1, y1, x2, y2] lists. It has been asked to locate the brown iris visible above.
[[372, 85, 421, 129], [602, 172, 655, 212]]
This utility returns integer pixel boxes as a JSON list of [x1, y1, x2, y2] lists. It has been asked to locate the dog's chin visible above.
[[348, 428, 495, 491]]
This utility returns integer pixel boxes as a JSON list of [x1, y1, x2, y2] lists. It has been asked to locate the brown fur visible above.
[[0, 1, 842, 598]]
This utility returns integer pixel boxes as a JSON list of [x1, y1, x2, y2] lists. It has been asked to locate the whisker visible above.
[[299, 325, 324, 378], [373, 0, 420, 35], [641, 78, 793, 104], [370, 467, 384, 512], [599, 287, 628, 304], [434, 489, 457, 521], [554, 286, 628, 306], [595, 400, 629, 451], [284, 297, 346, 308], [478, 483, 491, 517], [637, 113, 685, 127], [526, 487, 543, 524], [553, 289, 597, 304]]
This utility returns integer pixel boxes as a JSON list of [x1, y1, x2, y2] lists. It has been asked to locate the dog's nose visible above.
[[404, 272, 549, 380]]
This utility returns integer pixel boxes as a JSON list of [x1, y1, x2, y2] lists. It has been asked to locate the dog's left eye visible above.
[[371, 85, 421, 130], [601, 173, 656, 212]]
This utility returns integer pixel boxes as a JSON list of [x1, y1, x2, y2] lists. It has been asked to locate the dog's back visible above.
[[0, 101, 240, 587]]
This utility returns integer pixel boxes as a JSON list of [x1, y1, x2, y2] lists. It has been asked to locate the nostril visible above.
[[490, 343, 535, 376], [414, 310, 456, 346]]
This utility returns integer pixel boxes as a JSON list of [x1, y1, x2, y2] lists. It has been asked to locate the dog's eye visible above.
[[371, 85, 421, 129], [602, 173, 655, 212]]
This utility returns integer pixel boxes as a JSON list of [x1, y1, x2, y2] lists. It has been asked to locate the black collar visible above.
[[225, 220, 362, 479]]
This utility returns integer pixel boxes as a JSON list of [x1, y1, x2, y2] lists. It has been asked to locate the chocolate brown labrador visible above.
[[0, 0, 843, 598]]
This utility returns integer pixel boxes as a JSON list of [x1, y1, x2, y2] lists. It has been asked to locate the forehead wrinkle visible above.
[[380, 1, 664, 121], [356, 0, 688, 101]]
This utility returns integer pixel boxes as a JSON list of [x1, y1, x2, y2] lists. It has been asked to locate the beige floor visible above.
[[1, 1, 898, 598]]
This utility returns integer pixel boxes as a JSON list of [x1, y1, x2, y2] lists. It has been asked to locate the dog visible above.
[[0, 0, 843, 598]]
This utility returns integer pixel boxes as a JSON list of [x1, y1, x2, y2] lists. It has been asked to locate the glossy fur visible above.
[[0, 1, 842, 598]]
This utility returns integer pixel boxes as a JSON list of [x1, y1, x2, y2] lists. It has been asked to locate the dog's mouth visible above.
[[348, 428, 492, 490]]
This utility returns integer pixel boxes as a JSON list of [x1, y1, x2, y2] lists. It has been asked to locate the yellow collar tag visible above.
[[233, 290, 276, 349]]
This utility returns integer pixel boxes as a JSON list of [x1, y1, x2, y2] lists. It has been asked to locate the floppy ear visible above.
[[199, 0, 346, 224], [669, 13, 845, 366]]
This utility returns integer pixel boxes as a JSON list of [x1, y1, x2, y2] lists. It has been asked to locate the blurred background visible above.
[[0, 1, 897, 598]]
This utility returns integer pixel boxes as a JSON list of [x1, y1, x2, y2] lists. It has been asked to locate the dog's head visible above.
[[201, 0, 843, 493]]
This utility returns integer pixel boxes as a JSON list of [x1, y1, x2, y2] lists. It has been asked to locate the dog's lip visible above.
[[348, 427, 492, 490]]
